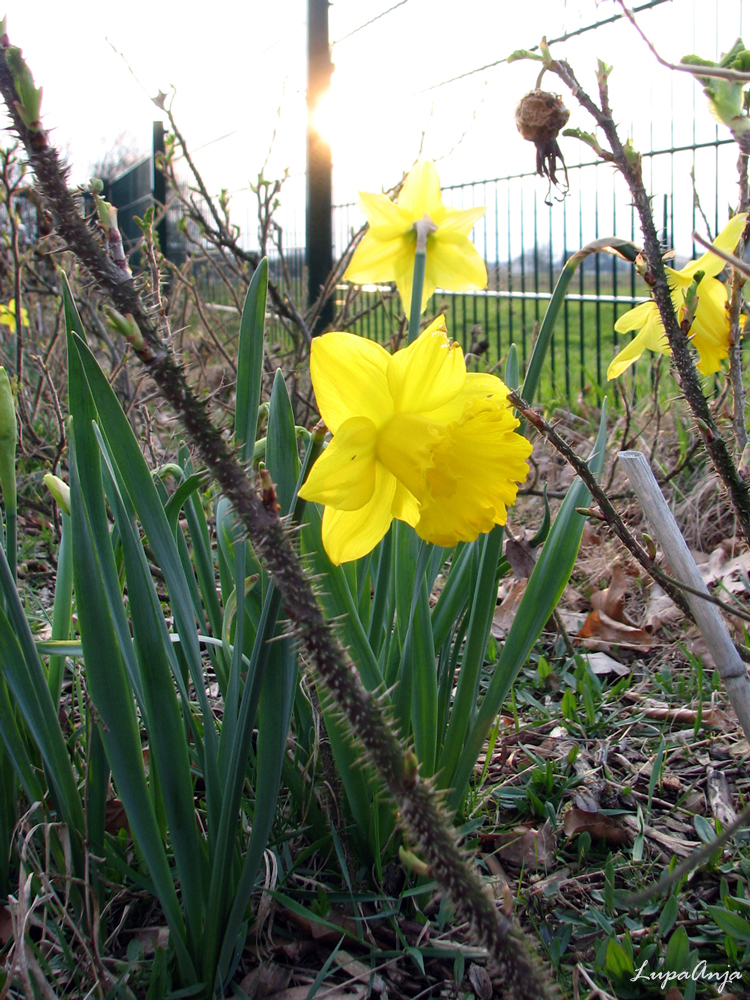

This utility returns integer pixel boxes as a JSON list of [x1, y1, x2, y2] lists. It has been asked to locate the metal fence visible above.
[[331, 0, 747, 403], [101, 0, 747, 404], [333, 139, 738, 402]]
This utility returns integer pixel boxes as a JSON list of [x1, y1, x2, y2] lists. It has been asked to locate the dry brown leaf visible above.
[[637, 704, 729, 727], [239, 962, 293, 999], [644, 583, 682, 632], [505, 536, 537, 578], [492, 578, 528, 636], [590, 564, 638, 625], [495, 820, 556, 869], [134, 926, 170, 956], [577, 609, 655, 651], [281, 905, 358, 945], [468, 963, 493, 1000], [563, 808, 633, 846], [682, 789, 706, 814], [697, 543, 750, 592], [104, 800, 129, 836], [332, 951, 387, 994], [583, 651, 630, 676], [665, 989, 683, 1000], [707, 768, 738, 828], [263, 988, 365, 1000]]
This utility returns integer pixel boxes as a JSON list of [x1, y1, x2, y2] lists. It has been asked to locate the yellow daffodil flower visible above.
[[0, 299, 29, 330], [608, 213, 747, 379], [299, 317, 532, 564], [344, 161, 487, 319]]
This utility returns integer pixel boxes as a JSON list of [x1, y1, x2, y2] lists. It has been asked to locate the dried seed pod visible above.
[[515, 89, 570, 197]]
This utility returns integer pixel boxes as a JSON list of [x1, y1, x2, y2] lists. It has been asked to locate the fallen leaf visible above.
[[557, 610, 588, 638], [281, 905, 359, 945], [582, 651, 630, 676], [505, 536, 537, 578], [563, 808, 633, 846], [682, 789, 706, 814], [729, 739, 750, 757], [263, 988, 365, 1000], [707, 768, 738, 828], [644, 583, 682, 632], [492, 578, 528, 636], [104, 800, 129, 836], [239, 962, 292, 999], [468, 963, 493, 1000], [495, 820, 556, 868], [590, 564, 638, 625], [134, 926, 169, 956], [636, 704, 729, 727], [577, 610, 655, 651], [332, 951, 387, 994]]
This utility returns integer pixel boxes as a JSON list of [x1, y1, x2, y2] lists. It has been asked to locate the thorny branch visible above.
[[545, 54, 750, 547], [509, 390, 750, 641], [0, 38, 553, 1000]]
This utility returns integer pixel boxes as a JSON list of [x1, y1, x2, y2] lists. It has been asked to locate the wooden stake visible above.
[[618, 450, 750, 743]]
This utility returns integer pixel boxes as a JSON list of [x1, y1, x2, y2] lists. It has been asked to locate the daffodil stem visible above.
[[407, 250, 426, 343]]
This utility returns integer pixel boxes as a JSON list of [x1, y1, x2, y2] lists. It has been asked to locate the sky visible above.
[[1, 0, 748, 257]]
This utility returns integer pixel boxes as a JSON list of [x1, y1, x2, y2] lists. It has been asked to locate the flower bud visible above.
[[43, 474, 70, 516], [0, 367, 17, 512]]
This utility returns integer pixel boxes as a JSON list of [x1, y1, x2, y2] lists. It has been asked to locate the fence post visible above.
[[152, 121, 168, 265], [306, 0, 334, 334]]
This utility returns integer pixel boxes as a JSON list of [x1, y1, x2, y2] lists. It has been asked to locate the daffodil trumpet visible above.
[[299, 316, 532, 564]]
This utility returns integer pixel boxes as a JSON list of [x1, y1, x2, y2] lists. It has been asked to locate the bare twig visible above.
[[546, 55, 750, 545], [509, 390, 750, 631]]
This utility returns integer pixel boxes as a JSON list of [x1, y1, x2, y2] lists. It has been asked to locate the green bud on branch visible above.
[[5, 45, 42, 132], [104, 306, 145, 351]]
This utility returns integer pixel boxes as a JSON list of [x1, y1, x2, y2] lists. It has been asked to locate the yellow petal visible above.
[[386, 317, 466, 413], [608, 300, 670, 378], [357, 191, 412, 240], [397, 161, 444, 222], [425, 234, 487, 293], [394, 265, 437, 320], [298, 416, 377, 510], [392, 479, 419, 527], [687, 276, 731, 374], [344, 230, 415, 285], [437, 204, 486, 239], [607, 333, 650, 379], [614, 301, 657, 333], [684, 212, 747, 279], [423, 370, 510, 424], [309, 333, 393, 434], [320, 463, 396, 564]]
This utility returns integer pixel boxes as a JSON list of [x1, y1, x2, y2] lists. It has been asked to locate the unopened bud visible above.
[[0, 367, 16, 511], [43, 474, 71, 515]]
